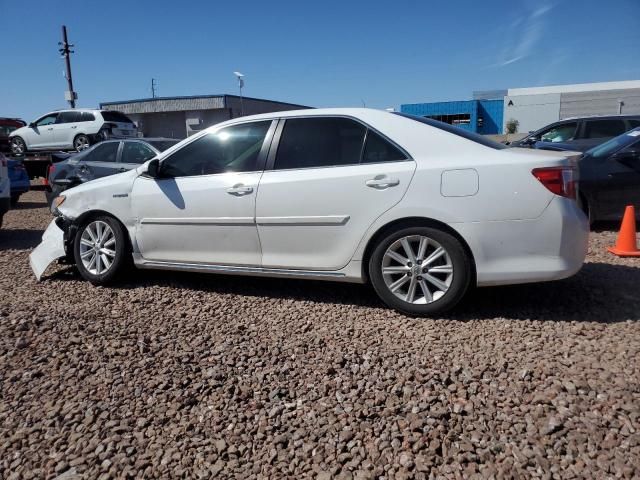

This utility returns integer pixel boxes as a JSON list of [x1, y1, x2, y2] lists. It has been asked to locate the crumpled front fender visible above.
[[29, 220, 67, 280]]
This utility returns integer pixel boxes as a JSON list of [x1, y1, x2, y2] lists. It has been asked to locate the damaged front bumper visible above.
[[29, 217, 75, 280]]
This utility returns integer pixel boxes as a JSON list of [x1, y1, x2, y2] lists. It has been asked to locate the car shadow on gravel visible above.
[[14, 201, 48, 210], [455, 262, 640, 323], [0, 229, 44, 250], [45, 261, 640, 323]]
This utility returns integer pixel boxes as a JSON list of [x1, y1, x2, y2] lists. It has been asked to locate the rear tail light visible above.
[[44, 163, 56, 186], [532, 166, 576, 199]]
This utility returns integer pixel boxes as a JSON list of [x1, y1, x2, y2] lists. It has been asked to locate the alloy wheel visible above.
[[79, 221, 116, 275], [381, 235, 454, 304], [75, 136, 90, 151], [11, 139, 25, 155]]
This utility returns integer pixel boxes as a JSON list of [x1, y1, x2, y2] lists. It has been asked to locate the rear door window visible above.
[[56, 111, 82, 124], [86, 142, 119, 163], [101, 111, 134, 124], [274, 117, 366, 170], [583, 120, 627, 139], [81, 112, 96, 122]]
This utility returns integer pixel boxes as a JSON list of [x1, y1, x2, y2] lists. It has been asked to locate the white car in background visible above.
[[9, 109, 137, 154], [30, 108, 589, 316], [0, 153, 10, 228]]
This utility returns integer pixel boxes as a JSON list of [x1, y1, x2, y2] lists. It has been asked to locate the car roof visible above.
[[560, 114, 640, 121], [204, 108, 394, 132]]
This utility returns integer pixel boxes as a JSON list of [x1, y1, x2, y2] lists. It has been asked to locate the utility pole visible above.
[[58, 25, 77, 108], [151, 78, 158, 98]]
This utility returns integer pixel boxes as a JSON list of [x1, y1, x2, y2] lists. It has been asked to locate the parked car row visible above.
[[0, 153, 9, 228], [45, 137, 179, 206], [9, 109, 137, 155], [509, 114, 640, 152]]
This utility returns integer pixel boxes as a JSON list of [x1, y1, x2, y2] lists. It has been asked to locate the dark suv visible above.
[[510, 115, 640, 152], [0, 117, 26, 152]]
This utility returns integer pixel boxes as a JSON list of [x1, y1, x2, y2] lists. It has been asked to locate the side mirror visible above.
[[145, 158, 160, 178], [29, 122, 36, 128]]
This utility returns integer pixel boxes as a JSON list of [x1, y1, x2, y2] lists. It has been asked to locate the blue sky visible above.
[[2, 0, 639, 121]]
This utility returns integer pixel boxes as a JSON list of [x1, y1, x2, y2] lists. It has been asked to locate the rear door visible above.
[[256, 116, 416, 271], [76, 141, 122, 181], [53, 111, 81, 148], [575, 119, 628, 151]]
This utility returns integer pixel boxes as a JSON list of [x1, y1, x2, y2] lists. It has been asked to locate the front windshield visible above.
[[588, 128, 640, 158]]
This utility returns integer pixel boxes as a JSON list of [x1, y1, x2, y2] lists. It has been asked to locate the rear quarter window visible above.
[[394, 112, 506, 150], [100, 111, 134, 124]]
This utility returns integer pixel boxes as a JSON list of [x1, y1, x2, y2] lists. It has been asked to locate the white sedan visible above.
[[30, 109, 588, 315]]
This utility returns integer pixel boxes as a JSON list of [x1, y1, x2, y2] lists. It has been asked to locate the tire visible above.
[[10, 195, 20, 207], [73, 216, 128, 284], [578, 194, 595, 228], [73, 134, 91, 152], [10, 137, 26, 156], [369, 226, 472, 316]]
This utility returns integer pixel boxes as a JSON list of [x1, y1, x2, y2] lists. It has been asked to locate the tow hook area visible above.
[[54, 216, 77, 264]]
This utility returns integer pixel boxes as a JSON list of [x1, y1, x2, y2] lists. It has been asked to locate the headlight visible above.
[[53, 195, 66, 209]]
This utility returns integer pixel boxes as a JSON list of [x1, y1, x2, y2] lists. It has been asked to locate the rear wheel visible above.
[[369, 226, 472, 316], [74, 216, 128, 284], [10, 137, 26, 156], [73, 134, 91, 152]]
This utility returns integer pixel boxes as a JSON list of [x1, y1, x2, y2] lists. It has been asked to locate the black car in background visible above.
[[510, 115, 640, 152], [578, 127, 640, 223], [46, 137, 179, 206]]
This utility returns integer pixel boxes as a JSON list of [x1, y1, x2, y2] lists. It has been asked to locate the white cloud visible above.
[[493, 2, 554, 68]]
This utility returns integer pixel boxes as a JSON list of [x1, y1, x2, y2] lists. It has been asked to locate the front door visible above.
[[131, 120, 274, 266], [26, 113, 59, 149], [256, 117, 416, 271]]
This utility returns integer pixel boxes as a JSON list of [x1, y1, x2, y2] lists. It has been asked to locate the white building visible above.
[[503, 80, 640, 133]]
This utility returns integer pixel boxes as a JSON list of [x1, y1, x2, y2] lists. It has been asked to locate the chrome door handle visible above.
[[47, 127, 53, 131], [226, 184, 254, 196], [366, 176, 400, 189]]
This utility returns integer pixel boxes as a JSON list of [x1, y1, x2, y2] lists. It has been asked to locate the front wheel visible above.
[[369, 226, 472, 316], [74, 216, 128, 284], [11, 137, 26, 156]]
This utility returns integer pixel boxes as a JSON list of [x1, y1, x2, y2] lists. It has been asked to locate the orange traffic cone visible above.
[[607, 205, 640, 257]]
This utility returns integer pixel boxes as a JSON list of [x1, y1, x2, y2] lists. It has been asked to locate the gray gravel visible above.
[[1, 191, 639, 479]]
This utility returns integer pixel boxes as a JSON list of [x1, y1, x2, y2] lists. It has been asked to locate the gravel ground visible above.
[[1, 190, 639, 479]]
